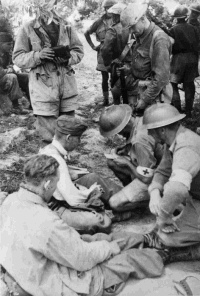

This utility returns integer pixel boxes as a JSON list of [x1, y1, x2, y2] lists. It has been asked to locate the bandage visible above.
[[136, 166, 154, 178], [169, 169, 192, 190]]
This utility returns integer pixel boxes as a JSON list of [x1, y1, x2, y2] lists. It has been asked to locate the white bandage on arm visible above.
[[169, 169, 192, 190], [136, 166, 154, 178]]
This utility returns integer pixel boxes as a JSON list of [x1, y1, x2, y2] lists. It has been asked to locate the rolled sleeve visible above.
[[142, 33, 171, 104], [133, 132, 157, 169], [158, 147, 200, 218], [149, 145, 172, 193]]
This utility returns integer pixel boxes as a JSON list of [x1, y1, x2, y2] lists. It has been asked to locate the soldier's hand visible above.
[[112, 156, 129, 166], [112, 58, 121, 66], [7, 66, 15, 74], [135, 99, 147, 111], [39, 47, 55, 60], [93, 44, 100, 51], [115, 145, 127, 155], [156, 216, 180, 233], [149, 189, 161, 216], [117, 65, 130, 77]]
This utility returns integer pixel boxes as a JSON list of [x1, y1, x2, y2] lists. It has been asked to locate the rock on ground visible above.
[[0, 127, 26, 153]]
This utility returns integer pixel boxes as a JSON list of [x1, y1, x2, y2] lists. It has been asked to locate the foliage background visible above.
[[0, 0, 199, 34]]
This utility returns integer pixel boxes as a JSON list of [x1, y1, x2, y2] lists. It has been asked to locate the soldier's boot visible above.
[[103, 91, 109, 106], [165, 243, 200, 265]]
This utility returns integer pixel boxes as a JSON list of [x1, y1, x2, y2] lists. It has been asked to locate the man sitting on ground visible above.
[[0, 154, 170, 296], [99, 104, 163, 213], [143, 103, 200, 259], [40, 115, 121, 234]]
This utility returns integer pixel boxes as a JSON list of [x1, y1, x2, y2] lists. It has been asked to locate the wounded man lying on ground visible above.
[[1, 154, 200, 296], [40, 115, 122, 235]]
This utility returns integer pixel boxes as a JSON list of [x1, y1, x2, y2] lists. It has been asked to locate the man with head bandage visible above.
[[40, 115, 121, 235]]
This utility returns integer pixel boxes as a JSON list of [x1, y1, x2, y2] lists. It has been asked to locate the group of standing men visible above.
[[85, 0, 200, 118], [1, 1, 200, 296]]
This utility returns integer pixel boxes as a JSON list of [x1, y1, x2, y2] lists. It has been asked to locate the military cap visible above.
[[56, 115, 88, 136]]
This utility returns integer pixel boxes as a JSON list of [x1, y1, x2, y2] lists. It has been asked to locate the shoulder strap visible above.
[[118, 34, 136, 62], [65, 24, 72, 40]]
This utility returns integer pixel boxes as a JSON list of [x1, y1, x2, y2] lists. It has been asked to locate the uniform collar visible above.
[[52, 137, 68, 158], [18, 187, 47, 207], [137, 21, 155, 44], [169, 125, 185, 153], [126, 117, 141, 144]]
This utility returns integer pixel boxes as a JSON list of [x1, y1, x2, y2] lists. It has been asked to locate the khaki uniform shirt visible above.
[[0, 188, 118, 296], [13, 19, 84, 116], [150, 125, 200, 217]]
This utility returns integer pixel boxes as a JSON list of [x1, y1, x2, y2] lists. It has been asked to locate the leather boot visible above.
[[165, 243, 200, 265], [103, 91, 109, 106]]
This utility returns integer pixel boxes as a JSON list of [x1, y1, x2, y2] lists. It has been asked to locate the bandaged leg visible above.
[[109, 178, 149, 212]]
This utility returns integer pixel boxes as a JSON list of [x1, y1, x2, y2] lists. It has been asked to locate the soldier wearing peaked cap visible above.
[[40, 115, 123, 235], [117, 0, 172, 113]]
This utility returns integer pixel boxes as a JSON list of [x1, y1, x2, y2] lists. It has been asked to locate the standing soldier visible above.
[[13, 0, 84, 142], [84, 0, 117, 106], [118, 1, 172, 113], [101, 3, 130, 105], [188, 4, 200, 77], [169, 5, 199, 117], [188, 3, 200, 28]]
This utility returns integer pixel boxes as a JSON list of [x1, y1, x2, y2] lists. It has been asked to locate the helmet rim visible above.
[[143, 103, 186, 130], [99, 105, 132, 137]]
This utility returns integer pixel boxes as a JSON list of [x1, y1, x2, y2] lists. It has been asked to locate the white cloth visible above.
[[40, 139, 93, 206], [169, 169, 193, 191]]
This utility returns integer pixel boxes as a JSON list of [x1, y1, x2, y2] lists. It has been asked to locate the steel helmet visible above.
[[107, 3, 126, 15], [99, 104, 132, 137], [143, 103, 186, 129], [172, 5, 189, 18], [120, 0, 149, 28], [190, 3, 200, 14], [103, 0, 118, 8]]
